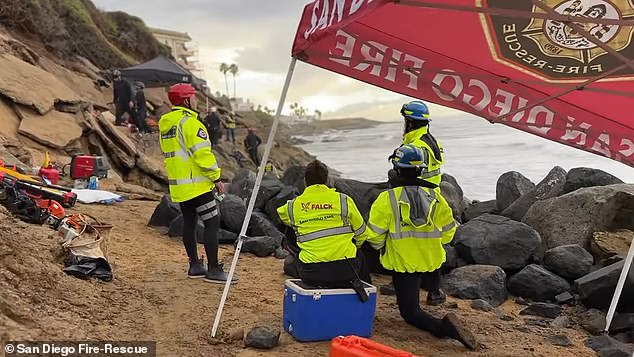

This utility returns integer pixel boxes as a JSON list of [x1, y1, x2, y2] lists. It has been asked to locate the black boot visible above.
[[187, 259, 207, 279], [204, 264, 239, 284], [426, 290, 447, 306], [442, 313, 477, 350]]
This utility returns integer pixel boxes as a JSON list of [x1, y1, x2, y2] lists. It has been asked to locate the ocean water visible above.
[[296, 115, 634, 201]]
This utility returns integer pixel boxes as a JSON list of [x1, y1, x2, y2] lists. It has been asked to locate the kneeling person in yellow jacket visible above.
[[277, 160, 371, 288], [159, 83, 236, 284], [367, 145, 476, 350]]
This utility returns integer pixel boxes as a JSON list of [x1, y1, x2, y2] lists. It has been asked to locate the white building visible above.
[[150, 27, 202, 76], [231, 97, 254, 111]]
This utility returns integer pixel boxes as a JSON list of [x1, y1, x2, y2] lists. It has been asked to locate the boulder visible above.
[[555, 291, 574, 305], [551, 315, 570, 329], [0, 97, 20, 140], [283, 255, 300, 278], [562, 167, 624, 195], [470, 299, 493, 312], [244, 325, 280, 350], [574, 260, 634, 312], [502, 166, 567, 221], [219, 194, 247, 233], [440, 181, 464, 222], [334, 178, 390, 220], [441, 173, 464, 201], [523, 184, 634, 250], [543, 244, 593, 280], [115, 182, 161, 201], [0, 54, 80, 114], [519, 303, 562, 319], [441, 265, 508, 306], [462, 200, 497, 223], [546, 334, 573, 347], [241, 236, 278, 257], [453, 214, 541, 270], [273, 246, 289, 259], [0, 141, 31, 173], [440, 245, 469, 274], [17, 108, 82, 149], [218, 229, 238, 244], [581, 309, 607, 335], [508, 264, 571, 302], [611, 313, 634, 334], [281, 166, 306, 193], [254, 177, 284, 210], [265, 186, 298, 224], [148, 195, 181, 227], [585, 335, 633, 357], [496, 171, 535, 212], [233, 168, 256, 185], [249, 211, 284, 247], [591, 230, 633, 263], [166, 215, 205, 244]]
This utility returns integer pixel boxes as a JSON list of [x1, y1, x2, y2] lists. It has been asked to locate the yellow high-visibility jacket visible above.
[[277, 184, 368, 264], [159, 106, 221, 203], [367, 185, 457, 273], [403, 126, 444, 185]]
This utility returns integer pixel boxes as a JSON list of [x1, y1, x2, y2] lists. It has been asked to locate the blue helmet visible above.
[[390, 144, 428, 170], [401, 101, 431, 122]]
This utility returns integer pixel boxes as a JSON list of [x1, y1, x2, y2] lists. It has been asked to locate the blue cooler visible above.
[[283, 279, 377, 342]]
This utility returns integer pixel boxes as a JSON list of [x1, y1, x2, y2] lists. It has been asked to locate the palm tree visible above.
[[229, 64, 238, 99], [219, 63, 229, 97]]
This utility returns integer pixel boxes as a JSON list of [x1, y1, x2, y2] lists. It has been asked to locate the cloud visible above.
[[92, 0, 465, 119]]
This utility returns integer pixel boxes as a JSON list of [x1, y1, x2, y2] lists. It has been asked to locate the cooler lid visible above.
[[285, 279, 376, 296]]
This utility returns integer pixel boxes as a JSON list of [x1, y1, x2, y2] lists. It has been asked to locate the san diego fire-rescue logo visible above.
[[480, 0, 634, 81]]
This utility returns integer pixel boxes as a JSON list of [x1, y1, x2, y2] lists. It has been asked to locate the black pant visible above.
[[115, 103, 134, 125], [299, 252, 372, 288], [179, 191, 220, 267], [134, 109, 149, 133], [392, 271, 447, 338], [419, 269, 441, 292], [248, 148, 260, 166]]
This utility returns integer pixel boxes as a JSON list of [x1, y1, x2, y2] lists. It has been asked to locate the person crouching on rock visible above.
[[277, 160, 371, 289], [159, 83, 236, 284], [367, 144, 476, 350]]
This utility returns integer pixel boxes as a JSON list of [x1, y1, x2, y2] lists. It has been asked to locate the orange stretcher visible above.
[[330, 336, 421, 357]]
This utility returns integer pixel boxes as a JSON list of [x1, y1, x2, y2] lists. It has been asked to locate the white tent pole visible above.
[[604, 237, 634, 333], [210, 57, 298, 338]]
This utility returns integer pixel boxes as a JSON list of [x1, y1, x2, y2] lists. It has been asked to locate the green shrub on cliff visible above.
[[0, 0, 169, 69]]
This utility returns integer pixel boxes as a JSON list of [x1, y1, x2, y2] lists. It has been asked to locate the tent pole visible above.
[[604, 236, 634, 333], [210, 57, 298, 338]]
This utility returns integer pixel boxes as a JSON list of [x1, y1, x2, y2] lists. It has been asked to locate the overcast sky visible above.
[[93, 0, 462, 120]]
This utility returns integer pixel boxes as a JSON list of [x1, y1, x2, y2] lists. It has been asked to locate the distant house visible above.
[[150, 27, 202, 77], [231, 97, 254, 111]]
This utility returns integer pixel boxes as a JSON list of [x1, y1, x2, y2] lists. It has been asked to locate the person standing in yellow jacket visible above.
[[399, 100, 444, 186], [159, 83, 236, 284], [277, 160, 371, 288], [367, 144, 476, 350]]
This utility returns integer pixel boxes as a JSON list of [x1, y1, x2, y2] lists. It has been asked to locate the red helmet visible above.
[[168, 83, 197, 106]]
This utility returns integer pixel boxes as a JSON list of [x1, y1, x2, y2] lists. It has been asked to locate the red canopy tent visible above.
[[211, 0, 634, 337]]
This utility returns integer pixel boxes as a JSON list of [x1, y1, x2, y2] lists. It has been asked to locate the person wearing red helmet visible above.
[[159, 83, 237, 284]]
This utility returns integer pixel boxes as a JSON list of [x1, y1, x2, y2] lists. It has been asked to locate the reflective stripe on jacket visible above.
[[367, 185, 456, 273], [159, 106, 221, 203], [403, 126, 444, 185], [277, 184, 368, 264]]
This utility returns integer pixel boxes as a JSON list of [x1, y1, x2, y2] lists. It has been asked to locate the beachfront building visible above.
[[151, 27, 202, 77], [231, 97, 254, 111]]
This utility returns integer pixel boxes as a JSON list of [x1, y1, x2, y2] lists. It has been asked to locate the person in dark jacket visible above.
[[244, 128, 262, 166], [112, 70, 134, 126], [203, 107, 222, 146], [134, 81, 150, 133]]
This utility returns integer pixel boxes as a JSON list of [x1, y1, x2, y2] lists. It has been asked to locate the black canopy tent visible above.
[[120, 55, 206, 90]]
